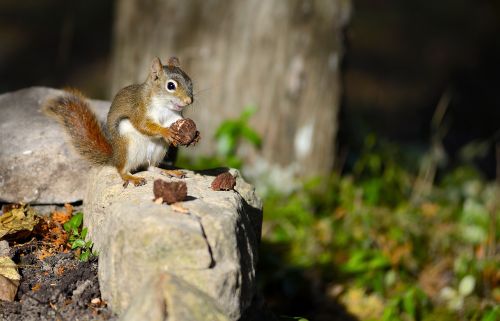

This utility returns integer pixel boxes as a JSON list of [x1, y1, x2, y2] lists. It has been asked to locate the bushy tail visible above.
[[43, 90, 113, 165]]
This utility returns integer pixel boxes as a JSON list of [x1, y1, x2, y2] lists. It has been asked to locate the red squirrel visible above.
[[43, 57, 197, 187]]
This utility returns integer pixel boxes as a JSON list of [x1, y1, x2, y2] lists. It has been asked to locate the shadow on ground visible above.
[[258, 241, 359, 321]]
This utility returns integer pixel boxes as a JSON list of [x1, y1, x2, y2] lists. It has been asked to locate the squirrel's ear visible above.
[[167, 57, 180, 69], [151, 57, 163, 79]]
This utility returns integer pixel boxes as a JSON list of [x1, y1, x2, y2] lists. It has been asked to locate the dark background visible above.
[[1, 0, 499, 177]]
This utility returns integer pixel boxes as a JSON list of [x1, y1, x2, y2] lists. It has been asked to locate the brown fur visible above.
[[43, 90, 113, 165], [43, 57, 193, 186]]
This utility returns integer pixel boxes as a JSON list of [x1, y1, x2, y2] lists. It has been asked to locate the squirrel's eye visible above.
[[166, 80, 177, 92]]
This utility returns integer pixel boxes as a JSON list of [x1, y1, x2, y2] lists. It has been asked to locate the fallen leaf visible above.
[[0, 256, 21, 301], [0, 205, 39, 240], [0, 275, 19, 301], [64, 203, 73, 216], [36, 248, 54, 260], [0, 257, 20, 280], [52, 211, 70, 225], [32, 283, 42, 292]]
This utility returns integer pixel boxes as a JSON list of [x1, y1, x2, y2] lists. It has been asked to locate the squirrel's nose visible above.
[[183, 96, 193, 105]]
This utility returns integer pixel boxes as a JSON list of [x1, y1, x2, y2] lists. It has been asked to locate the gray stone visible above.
[[120, 272, 230, 321], [84, 166, 262, 320], [0, 87, 110, 204]]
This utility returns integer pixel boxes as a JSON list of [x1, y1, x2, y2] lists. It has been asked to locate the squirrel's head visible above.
[[149, 56, 193, 112]]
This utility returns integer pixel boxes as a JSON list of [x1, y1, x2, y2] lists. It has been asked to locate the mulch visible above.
[[0, 205, 116, 321]]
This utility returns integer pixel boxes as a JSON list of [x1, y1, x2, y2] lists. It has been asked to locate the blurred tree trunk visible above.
[[111, 0, 350, 175]]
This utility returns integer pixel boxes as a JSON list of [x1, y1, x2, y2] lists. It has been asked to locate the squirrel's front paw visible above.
[[167, 132, 184, 147], [162, 128, 183, 147]]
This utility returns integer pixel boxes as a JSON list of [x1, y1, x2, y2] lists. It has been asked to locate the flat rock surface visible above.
[[0, 87, 109, 204], [84, 167, 262, 321]]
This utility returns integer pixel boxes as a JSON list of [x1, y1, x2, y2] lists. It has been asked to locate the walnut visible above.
[[169, 118, 200, 146], [211, 172, 236, 191], [153, 179, 187, 204]]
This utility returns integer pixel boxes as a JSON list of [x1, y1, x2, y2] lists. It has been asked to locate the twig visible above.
[[411, 89, 451, 203]]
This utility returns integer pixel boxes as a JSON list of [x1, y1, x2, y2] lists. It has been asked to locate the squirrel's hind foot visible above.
[[120, 174, 147, 188]]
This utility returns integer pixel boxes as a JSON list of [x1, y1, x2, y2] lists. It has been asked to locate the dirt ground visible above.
[[0, 205, 116, 321], [0, 245, 116, 321]]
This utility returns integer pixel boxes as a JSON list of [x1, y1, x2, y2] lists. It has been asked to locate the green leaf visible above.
[[71, 212, 84, 228], [64, 212, 84, 233], [481, 306, 499, 321], [79, 249, 90, 262], [216, 131, 238, 156], [403, 288, 416, 318], [214, 122, 238, 139], [71, 239, 86, 249], [81, 227, 88, 240], [241, 105, 257, 121], [241, 126, 262, 147], [458, 275, 475, 297]]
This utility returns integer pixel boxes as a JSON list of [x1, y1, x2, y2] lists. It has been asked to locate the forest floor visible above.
[[0, 205, 116, 321]]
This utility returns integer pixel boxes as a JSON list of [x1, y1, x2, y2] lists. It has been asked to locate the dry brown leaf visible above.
[[36, 248, 54, 260], [52, 211, 70, 225], [0, 275, 19, 301], [64, 203, 73, 216], [0, 205, 39, 240], [32, 283, 42, 292], [0, 256, 20, 301]]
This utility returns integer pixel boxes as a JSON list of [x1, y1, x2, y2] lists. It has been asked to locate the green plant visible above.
[[177, 106, 261, 170], [259, 136, 499, 321], [178, 112, 498, 320], [63, 212, 94, 261]]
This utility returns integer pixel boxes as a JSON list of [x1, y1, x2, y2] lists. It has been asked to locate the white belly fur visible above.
[[118, 120, 166, 170], [118, 105, 182, 172]]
